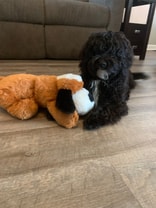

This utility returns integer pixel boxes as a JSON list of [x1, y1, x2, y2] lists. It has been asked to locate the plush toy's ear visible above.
[[56, 89, 76, 114]]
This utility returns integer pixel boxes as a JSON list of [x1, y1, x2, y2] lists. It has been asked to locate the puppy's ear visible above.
[[56, 89, 75, 114]]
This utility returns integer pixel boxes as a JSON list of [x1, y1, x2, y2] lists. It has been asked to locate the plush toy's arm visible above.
[[56, 89, 75, 114]]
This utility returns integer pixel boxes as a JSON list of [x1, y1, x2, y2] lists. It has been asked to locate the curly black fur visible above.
[[79, 31, 137, 130]]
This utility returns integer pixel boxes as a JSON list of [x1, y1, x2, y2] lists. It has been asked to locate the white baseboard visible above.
[[147, 44, 156, 51]]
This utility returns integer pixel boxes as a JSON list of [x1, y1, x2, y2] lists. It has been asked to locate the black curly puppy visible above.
[[79, 31, 143, 130]]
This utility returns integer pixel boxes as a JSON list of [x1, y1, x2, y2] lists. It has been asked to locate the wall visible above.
[[148, 9, 156, 47]]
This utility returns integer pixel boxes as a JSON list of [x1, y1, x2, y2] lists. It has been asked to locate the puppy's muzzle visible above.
[[97, 69, 109, 80]]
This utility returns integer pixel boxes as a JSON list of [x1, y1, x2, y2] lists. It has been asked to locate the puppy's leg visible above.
[[83, 102, 128, 130]]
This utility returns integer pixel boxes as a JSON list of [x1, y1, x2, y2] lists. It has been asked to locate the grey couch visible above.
[[0, 0, 125, 59]]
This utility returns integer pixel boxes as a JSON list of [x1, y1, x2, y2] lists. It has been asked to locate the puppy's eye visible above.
[[100, 62, 107, 68]]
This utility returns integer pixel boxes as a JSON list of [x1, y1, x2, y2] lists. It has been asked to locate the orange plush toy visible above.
[[0, 73, 94, 128]]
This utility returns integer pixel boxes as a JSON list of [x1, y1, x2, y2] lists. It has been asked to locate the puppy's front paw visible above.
[[83, 116, 100, 130]]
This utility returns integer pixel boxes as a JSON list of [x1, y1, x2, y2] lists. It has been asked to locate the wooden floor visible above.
[[0, 51, 156, 208]]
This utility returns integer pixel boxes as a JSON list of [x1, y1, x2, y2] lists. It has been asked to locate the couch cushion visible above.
[[0, 0, 44, 24], [45, 25, 106, 59], [45, 0, 110, 27]]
